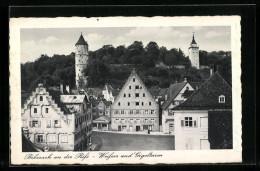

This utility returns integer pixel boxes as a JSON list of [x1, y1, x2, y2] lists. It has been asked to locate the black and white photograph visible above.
[[10, 16, 242, 165]]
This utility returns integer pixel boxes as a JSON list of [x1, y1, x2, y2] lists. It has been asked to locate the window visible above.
[[31, 120, 39, 127], [142, 102, 144, 106], [40, 96, 43, 101], [46, 120, 51, 128], [145, 110, 148, 114], [136, 102, 139, 106], [34, 108, 37, 113], [151, 110, 155, 114], [114, 110, 119, 114], [151, 119, 155, 123], [149, 102, 151, 106], [135, 93, 139, 97], [128, 102, 130, 106], [48, 135, 56, 143], [60, 135, 68, 143], [129, 86, 131, 89], [130, 119, 133, 122], [54, 120, 61, 128], [115, 119, 119, 123], [133, 78, 135, 82], [136, 110, 140, 114], [144, 119, 148, 123], [219, 95, 225, 103], [135, 85, 139, 89], [124, 94, 126, 97], [122, 125, 127, 130], [45, 108, 49, 113], [118, 102, 120, 106], [128, 94, 131, 97], [169, 124, 174, 131], [181, 117, 193, 127], [37, 135, 44, 143], [140, 86, 142, 89], [130, 110, 133, 114], [143, 93, 145, 97], [121, 110, 124, 114]]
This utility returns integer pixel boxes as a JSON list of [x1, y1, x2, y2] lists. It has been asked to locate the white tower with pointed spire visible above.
[[75, 33, 89, 88], [188, 33, 200, 69]]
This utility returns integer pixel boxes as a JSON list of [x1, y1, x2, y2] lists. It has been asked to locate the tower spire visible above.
[[191, 32, 197, 44]]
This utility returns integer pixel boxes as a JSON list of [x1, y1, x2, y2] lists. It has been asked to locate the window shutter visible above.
[[29, 121, 32, 127], [194, 119, 197, 127], [181, 120, 184, 127]]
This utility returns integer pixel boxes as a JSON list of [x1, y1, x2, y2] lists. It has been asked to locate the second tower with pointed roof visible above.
[[188, 33, 200, 69]]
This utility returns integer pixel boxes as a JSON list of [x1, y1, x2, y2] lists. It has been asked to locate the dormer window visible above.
[[219, 95, 225, 103], [40, 96, 43, 101], [133, 78, 135, 82]]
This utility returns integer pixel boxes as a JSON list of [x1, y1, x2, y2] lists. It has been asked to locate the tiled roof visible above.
[[172, 72, 232, 110], [75, 34, 88, 46], [148, 88, 161, 97], [89, 97, 100, 107], [103, 100, 112, 106], [93, 115, 111, 123], [158, 88, 168, 96], [189, 82, 203, 90], [60, 95, 86, 104], [48, 89, 71, 114], [161, 82, 187, 110]]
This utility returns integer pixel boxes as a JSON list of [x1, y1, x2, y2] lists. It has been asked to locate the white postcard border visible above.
[[10, 16, 242, 165]]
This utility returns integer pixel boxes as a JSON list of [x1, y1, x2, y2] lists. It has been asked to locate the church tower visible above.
[[188, 33, 200, 69], [75, 33, 89, 89]]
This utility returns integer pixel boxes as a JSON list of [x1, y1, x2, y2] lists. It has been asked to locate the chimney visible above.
[[184, 78, 187, 82], [210, 68, 214, 76], [66, 85, 70, 93], [60, 83, 64, 94], [132, 68, 136, 74]]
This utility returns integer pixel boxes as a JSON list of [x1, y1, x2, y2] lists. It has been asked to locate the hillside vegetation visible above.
[[21, 41, 231, 92]]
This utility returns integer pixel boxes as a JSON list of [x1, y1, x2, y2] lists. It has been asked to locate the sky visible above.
[[20, 26, 231, 63]]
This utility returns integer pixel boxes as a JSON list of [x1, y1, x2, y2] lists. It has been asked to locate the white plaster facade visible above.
[[102, 84, 116, 102], [162, 83, 194, 134], [174, 111, 210, 150], [111, 69, 159, 132], [21, 84, 92, 151]]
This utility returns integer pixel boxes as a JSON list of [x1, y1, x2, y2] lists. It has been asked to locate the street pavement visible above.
[[92, 131, 175, 151]]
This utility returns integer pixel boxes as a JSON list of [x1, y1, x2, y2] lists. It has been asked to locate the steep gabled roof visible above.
[[189, 82, 203, 90], [112, 69, 158, 108], [172, 72, 232, 110], [161, 82, 188, 110], [103, 100, 112, 106], [47, 89, 71, 114], [75, 34, 88, 46]]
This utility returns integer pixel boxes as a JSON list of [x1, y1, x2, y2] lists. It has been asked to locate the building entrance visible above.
[[136, 126, 140, 132]]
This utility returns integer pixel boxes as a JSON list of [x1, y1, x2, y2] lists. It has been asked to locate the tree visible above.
[[145, 41, 159, 62], [164, 53, 178, 66]]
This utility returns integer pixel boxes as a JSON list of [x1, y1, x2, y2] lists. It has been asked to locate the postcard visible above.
[[10, 16, 242, 165]]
